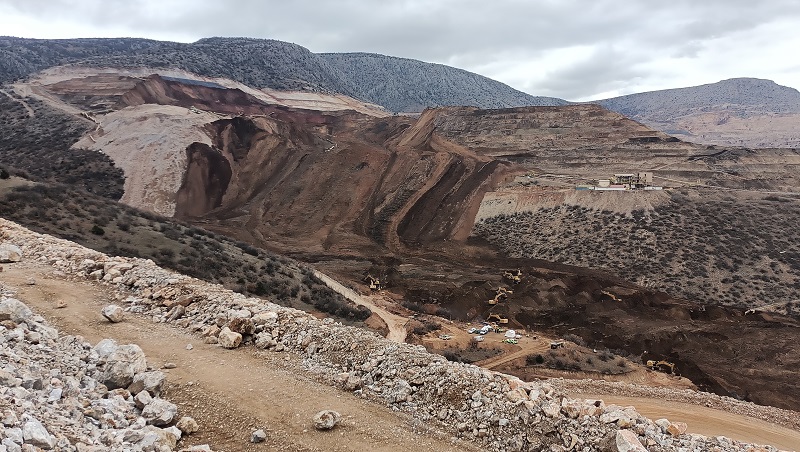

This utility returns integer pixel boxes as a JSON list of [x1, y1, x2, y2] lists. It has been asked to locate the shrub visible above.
[[90, 224, 105, 235]]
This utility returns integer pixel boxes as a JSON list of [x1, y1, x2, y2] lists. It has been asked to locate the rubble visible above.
[[0, 220, 792, 452], [102, 304, 125, 323]]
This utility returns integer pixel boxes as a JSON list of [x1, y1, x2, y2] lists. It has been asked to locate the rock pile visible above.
[[0, 219, 788, 451], [0, 295, 203, 451]]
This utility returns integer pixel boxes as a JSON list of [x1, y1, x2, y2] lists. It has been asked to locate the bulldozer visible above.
[[487, 313, 509, 324], [646, 360, 676, 374], [502, 270, 522, 284], [364, 274, 383, 291], [488, 287, 513, 305]]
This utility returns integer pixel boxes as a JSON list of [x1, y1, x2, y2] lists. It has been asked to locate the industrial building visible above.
[[576, 172, 662, 191]]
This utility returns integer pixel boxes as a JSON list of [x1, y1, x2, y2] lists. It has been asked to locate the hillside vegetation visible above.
[[0, 36, 565, 113], [474, 192, 800, 318], [0, 87, 124, 198], [0, 182, 370, 323]]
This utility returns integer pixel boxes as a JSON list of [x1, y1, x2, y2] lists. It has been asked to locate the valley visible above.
[[1, 52, 799, 451]]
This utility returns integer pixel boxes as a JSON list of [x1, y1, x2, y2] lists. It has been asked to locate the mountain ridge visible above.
[[0, 36, 565, 113]]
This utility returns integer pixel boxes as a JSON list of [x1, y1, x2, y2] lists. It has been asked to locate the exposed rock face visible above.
[[0, 217, 788, 452]]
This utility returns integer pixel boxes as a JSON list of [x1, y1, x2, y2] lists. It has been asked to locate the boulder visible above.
[[141, 398, 178, 426], [134, 390, 153, 410], [615, 429, 647, 452], [250, 429, 267, 443], [22, 416, 54, 449], [227, 317, 255, 335], [128, 371, 165, 396], [0, 297, 32, 323], [666, 421, 688, 436], [101, 305, 125, 323], [137, 425, 178, 450], [312, 410, 341, 430], [0, 244, 22, 263], [176, 416, 199, 435], [101, 344, 147, 389], [218, 327, 242, 349]]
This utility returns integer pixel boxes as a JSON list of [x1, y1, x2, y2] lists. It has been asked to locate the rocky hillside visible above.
[[597, 78, 800, 148], [0, 36, 565, 112], [320, 53, 567, 112]]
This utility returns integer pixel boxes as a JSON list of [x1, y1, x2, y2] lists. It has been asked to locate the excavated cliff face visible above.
[[173, 109, 508, 252]]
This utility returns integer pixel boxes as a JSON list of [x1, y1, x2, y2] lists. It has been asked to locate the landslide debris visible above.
[[1, 218, 792, 452]]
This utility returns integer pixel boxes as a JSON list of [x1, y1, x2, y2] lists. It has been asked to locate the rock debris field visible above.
[[0, 218, 794, 451]]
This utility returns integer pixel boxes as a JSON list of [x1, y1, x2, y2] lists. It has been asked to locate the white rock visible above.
[[251, 429, 267, 443], [128, 371, 165, 396], [0, 244, 22, 263], [141, 398, 178, 426], [22, 416, 54, 449], [101, 305, 125, 323], [615, 429, 647, 452], [176, 416, 199, 434], [312, 410, 341, 430], [101, 344, 147, 389], [0, 298, 32, 323], [217, 327, 242, 349]]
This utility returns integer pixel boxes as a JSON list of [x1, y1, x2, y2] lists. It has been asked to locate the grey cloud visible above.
[[2, 0, 800, 99]]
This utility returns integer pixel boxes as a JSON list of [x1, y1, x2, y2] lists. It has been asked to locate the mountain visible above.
[[320, 53, 567, 112], [597, 78, 800, 148], [0, 36, 566, 113]]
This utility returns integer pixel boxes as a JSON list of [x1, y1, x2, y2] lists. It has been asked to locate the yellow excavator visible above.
[[364, 274, 383, 291], [600, 290, 622, 302], [646, 360, 676, 374], [487, 313, 509, 324], [503, 270, 522, 284], [488, 287, 513, 305]]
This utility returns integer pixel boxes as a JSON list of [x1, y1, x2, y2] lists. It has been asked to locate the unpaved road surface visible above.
[[572, 394, 800, 452], [314, 270, 409, 342], [2, 263, 473, 452]]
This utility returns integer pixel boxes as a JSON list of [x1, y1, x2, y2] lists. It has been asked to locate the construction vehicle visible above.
[[550, 341, 565, 349], [503, 270, 522, 284], [364, 274, 383, 291], [488, 287, 513, 305], [646, 360, 676, 374], [487, 314, 508, 324], [502, 338, 518, 344], [600, 290, 622, 302]]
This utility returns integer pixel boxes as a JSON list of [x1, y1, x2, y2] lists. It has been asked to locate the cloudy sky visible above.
[[2, 0, 799, 101]]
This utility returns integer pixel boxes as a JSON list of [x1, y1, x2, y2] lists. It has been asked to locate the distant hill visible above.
[[0, 36, 566, 113], [597, 78, 800, 148], [320, 53, 566, 112]]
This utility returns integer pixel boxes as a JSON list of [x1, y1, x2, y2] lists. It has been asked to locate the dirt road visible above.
[[2, 263, 473, 452], [313, 270, 409, 342], [572, 394, 800, 452]]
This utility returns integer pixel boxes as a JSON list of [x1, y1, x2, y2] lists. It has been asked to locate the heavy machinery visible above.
[[600, 290, 622, 302], [488, 287, 513, 305], [646, 360, 676, 374], [364, 274, 383, 291], [487, 314, 509, 324], [503, 270, 522, 284], [550, 341, 565, 349]]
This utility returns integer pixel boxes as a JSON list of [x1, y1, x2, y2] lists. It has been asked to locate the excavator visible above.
[[364, 274, 383, 291], [487, 313, 509, 324], [600, 290, 622, 302], [646, 360, 676, 374], [488, 287, 513, 305], [503, 270, 522, 284]]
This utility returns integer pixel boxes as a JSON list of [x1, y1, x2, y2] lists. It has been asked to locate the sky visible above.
[[2, 0, 800, 101]]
